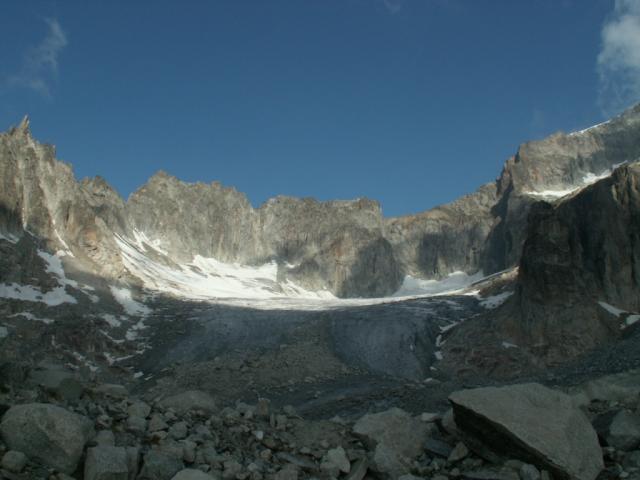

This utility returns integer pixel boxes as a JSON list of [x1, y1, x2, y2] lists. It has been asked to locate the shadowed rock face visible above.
[[1, 105, 639, 298]]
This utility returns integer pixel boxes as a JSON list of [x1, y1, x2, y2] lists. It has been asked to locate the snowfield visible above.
[[114, 231, 487, 310]]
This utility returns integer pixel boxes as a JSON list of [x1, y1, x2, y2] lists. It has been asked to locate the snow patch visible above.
[[626, 315, 640, 327], [109, 286, 151, 316], [524, 162, 626, 200], [0, 326, 8, 338], [569, 119, 610, 136], [598, 301, 626, 317], [480, 291, 514, 309], [0, 283, 76, 306], [0, 232, 19, 243], [502, 341, 518, 349], [9, 312, 55, 324], [101, 314, 122, 328]]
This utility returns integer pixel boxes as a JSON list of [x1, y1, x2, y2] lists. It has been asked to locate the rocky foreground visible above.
[[1, 364, 639, 480]]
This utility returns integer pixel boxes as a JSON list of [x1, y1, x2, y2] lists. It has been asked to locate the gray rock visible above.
[[274, 464, 298, 480], [519, 464, 541, 480], [94, 430, 116, 446], [424, 437, 453, 458], [1, 450, 27, 473], [159, 391, 217, 414], [138, 451, 184, 480], [449, 383, 603, 480], [593, 410, 640, 451], [127, 401, 151, 419], [322, 446, 350, 474], [169, 421, 189, 440], [126, 415, 147, 435], [94, 384, 129, 399], [171, 469, 215, 480], [148, 413, 169, 432], [29, 366, 84, 402], [623, 450, 640, 469], [126, 446, 140, 480], [84, 446, 129, 480], [448, 442, 469, 463], [0, 403, 94, 474], [353, 407, 430, 477], [462, 468, 520, 480], [345, 458, 368, 480]]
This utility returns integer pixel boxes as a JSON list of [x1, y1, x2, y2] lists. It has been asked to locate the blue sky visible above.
[[1, 0, 638, 216]]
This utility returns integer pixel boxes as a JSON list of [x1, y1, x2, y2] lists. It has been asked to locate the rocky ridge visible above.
[[1, 105, 639, 299]]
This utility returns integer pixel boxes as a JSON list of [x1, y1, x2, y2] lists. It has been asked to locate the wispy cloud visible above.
[[3, 18, 68, 97], [381, 0, 403, 14], [597, 0, 640, 116]]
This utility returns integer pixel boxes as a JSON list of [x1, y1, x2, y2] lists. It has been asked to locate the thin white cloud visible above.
[[4, 18, 68, 97], [597, 0, 640, 116], [382, 0, 403, 14]]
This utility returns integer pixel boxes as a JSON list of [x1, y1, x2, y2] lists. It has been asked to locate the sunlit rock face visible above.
[[1, 105, 639, 299]]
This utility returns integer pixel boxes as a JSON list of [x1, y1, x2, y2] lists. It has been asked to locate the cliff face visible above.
[[1, 105, 639, 299]]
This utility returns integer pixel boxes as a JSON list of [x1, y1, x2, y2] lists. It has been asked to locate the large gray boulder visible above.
[[159, 390, 217, 414], [84, 446, 129, 480], [0, 403, 94, 474], [353, 407, 431, 478], [449, 383, 603, 480]]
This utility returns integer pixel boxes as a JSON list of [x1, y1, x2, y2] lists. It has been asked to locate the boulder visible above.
[[84, 446, 129, 480], [593, 410, 640, 451], [449, 383, 603, 480], [353, 407, 430, 477], [0, 403, 94, 474], [159, 390, 216, 414]]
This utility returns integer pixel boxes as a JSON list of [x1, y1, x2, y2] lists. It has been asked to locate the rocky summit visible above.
[[1, 104, 640, 480]]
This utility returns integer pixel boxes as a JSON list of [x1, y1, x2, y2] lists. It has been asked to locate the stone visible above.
[[448, 442, 469, 463], [593, 410, 640, 451], [126, 415, 147, 435], [126, 446, 140, 480], [149, 413, 170, 431], [0, 403, 94, 474], [170, 421, 189, 440], [171, 469, 216, 480], [94, 430, 116, 446], [519, 464, 541, 480], [29, 366, 84, 402], [127, 401, 151, 418], [424, 437, 453, 458], [450, 383, 603, 480], [354, 407, 430, 477], [623, 451, 640, 469], [139, 450, 184, 480], [462, 468, 520, 480], [84, 446, 129, 480], [324, 446, 350, 474], [344, 458, 368, 480], [222, 459, 243, 479], [160, 391, 217, 414], [274, 464, 298, 480], [94, 384, 129, 399], [2, 450, 27, 473]]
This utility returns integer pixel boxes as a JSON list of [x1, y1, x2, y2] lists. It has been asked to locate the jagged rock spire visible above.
[[14, 115, 31, 136]]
